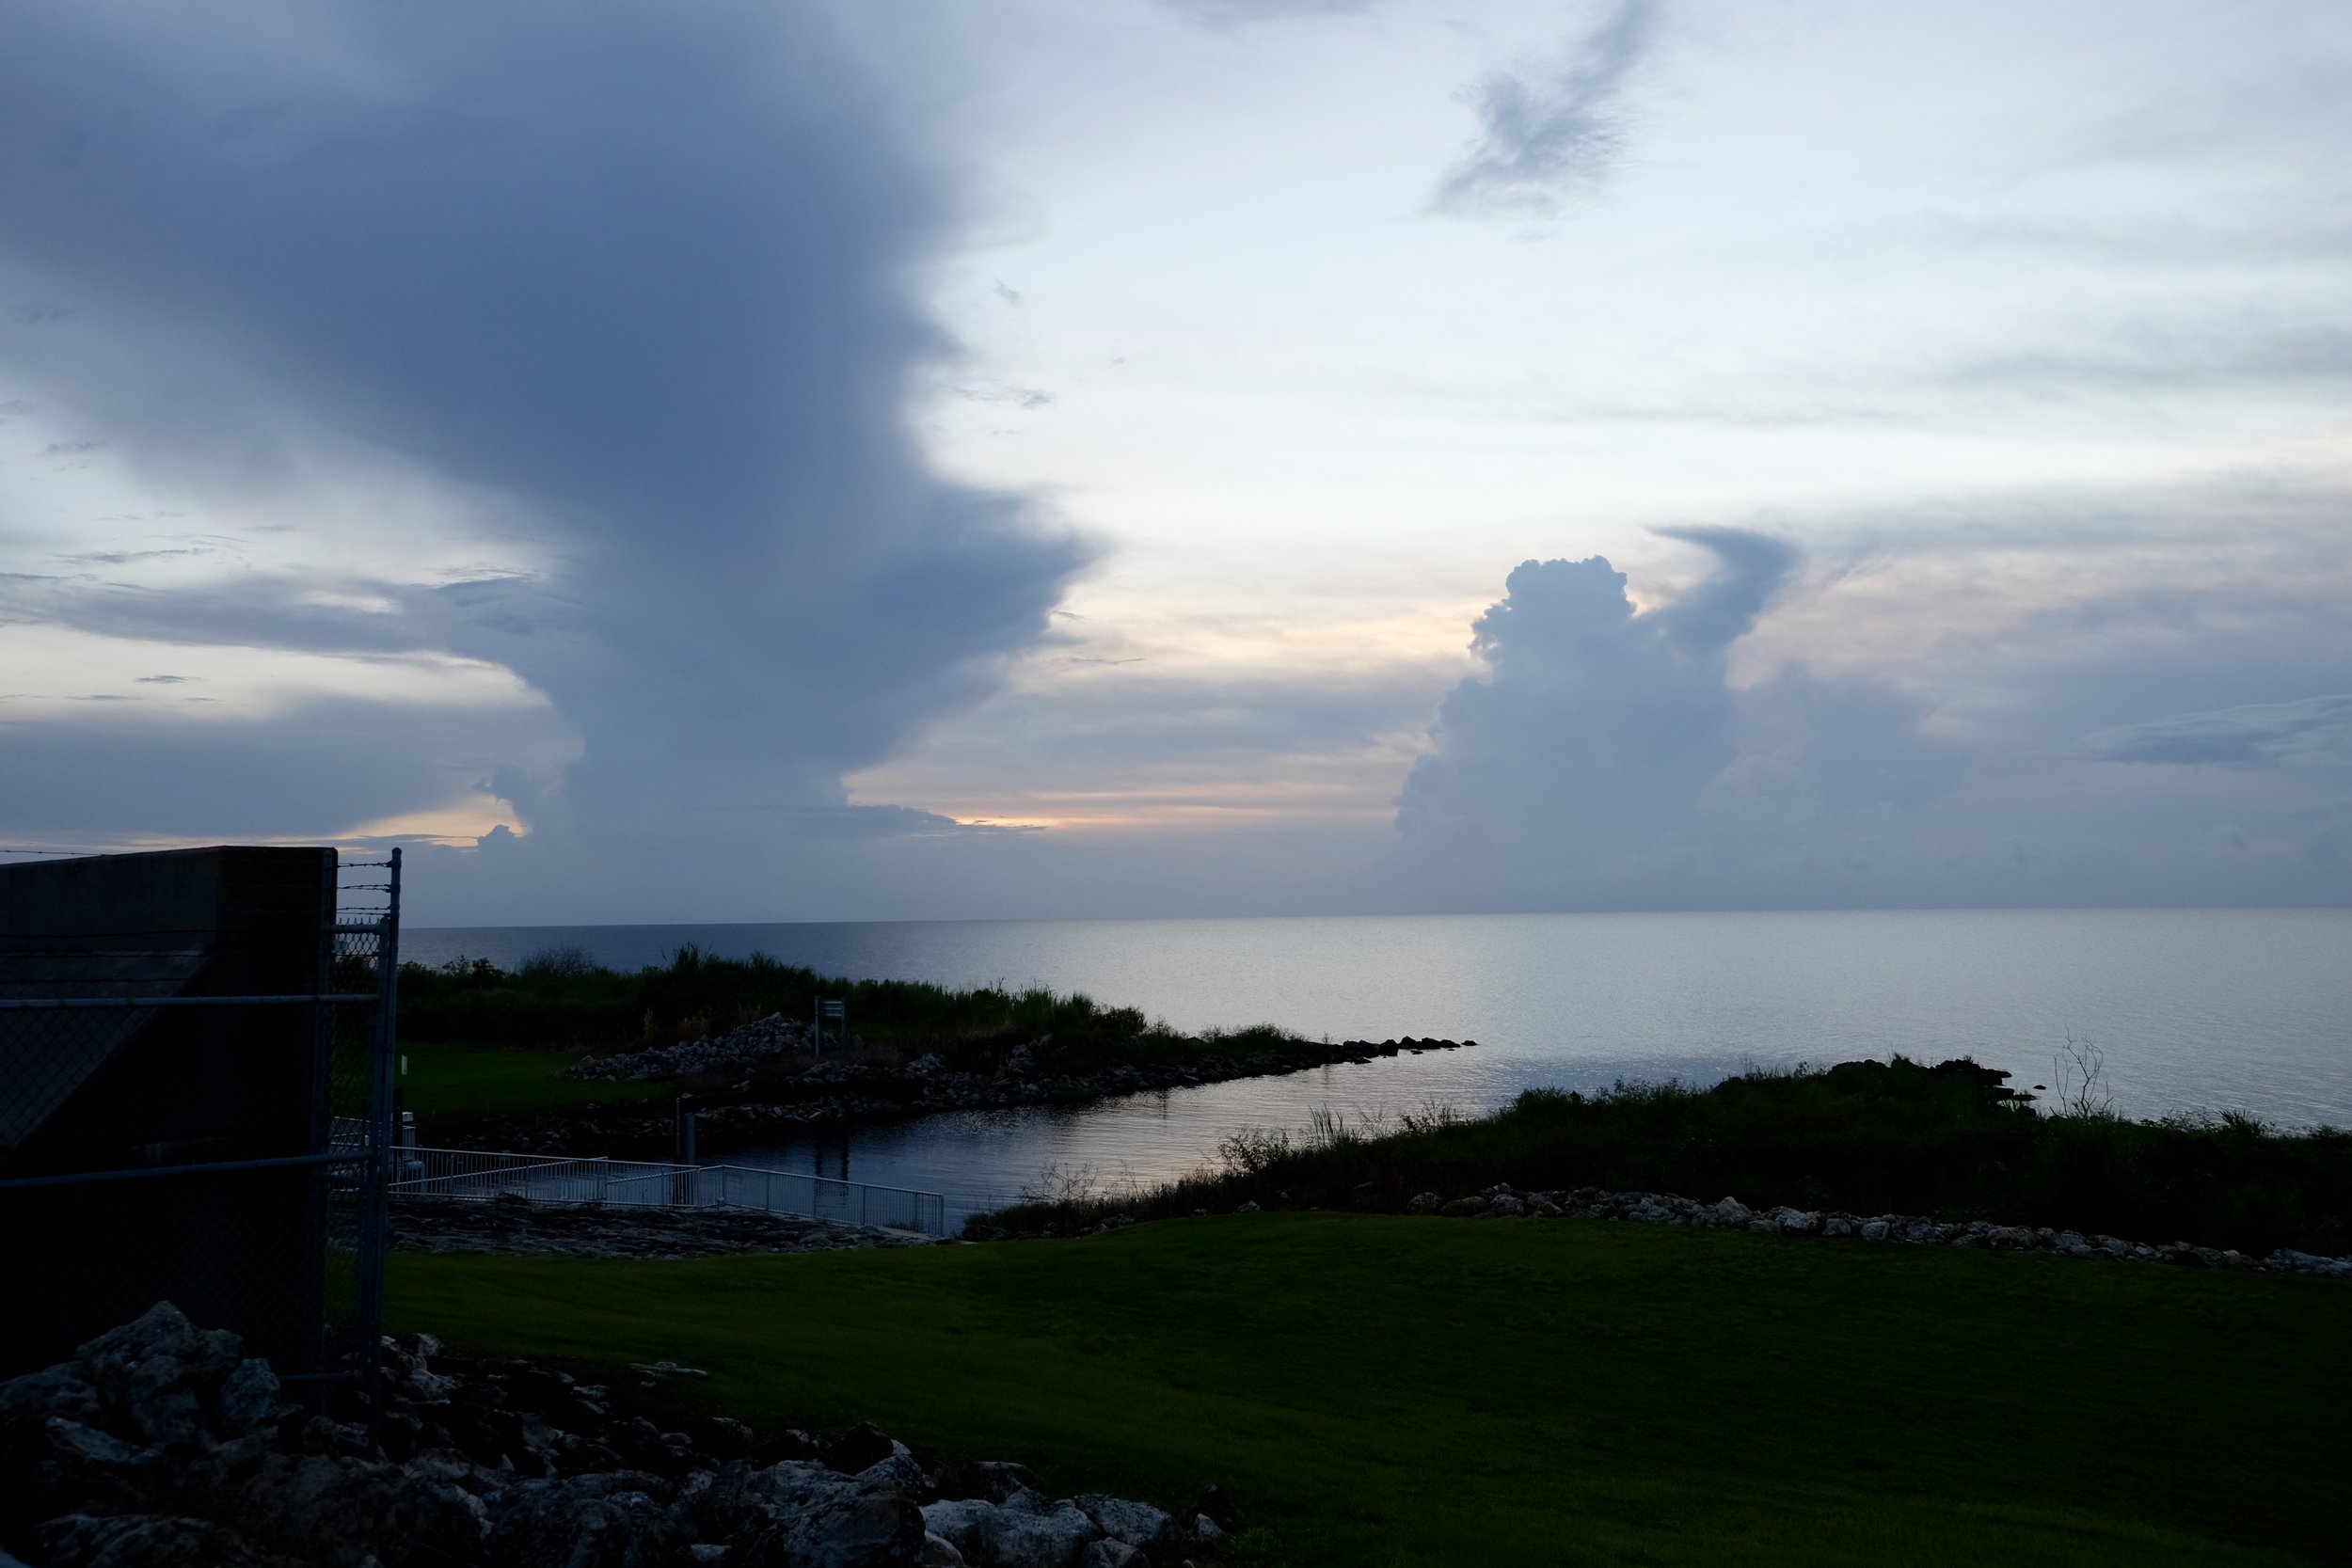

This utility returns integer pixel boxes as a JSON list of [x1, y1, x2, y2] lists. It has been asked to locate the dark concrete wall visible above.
[[0, 847, 338, 1374]]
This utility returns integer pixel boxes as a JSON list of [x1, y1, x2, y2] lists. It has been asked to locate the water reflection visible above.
[[725, 1051, 1752, 1233]]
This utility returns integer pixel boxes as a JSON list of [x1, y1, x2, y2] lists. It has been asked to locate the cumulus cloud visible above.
[[1431, 0, 1660, 219], [0, 2, 1086, 886], [1393, 531, 1965, 909]]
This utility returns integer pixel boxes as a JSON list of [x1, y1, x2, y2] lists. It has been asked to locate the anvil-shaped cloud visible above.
[[0, 2, 1085, 872]]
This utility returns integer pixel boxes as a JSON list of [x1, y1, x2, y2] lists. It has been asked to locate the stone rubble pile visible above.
[[569, 1014, 824, 1083], [0, 1303, 1236, 1568], [1393, 1184, 2352, 1276]]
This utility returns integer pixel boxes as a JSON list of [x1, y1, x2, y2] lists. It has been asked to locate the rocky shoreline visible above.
[[390, 1175, 2349, 1280], [442, 1019, 1475, 1156], [1, 1302, 1243, 1567], [1040, 1182, 2352, 1278]]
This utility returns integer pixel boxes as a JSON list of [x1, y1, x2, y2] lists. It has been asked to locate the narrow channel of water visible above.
[[721, 1049, 1753, 1232]]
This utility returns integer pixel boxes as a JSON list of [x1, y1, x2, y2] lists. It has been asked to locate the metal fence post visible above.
[[351, 847, 400, 1429]]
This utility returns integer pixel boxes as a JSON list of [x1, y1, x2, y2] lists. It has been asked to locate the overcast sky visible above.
[[3, 0, 2347, 923]]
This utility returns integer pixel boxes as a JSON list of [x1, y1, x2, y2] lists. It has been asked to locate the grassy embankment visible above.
[[395, 1040, 675, 1120], [985, 1058, 2352, 1259], [391, 1212, 2352, 1567], [395, 946, 1305, 1124]]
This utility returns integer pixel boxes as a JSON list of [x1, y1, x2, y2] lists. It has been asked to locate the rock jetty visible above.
[[686, 1031, 1471, 1132], [454, 1023, 1474, 1156], [1, 1301, 1237, 1567], [1380, 1183, 2352, 1276]]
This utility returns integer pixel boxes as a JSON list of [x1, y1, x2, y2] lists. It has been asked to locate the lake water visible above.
[[407, 910, 2352, 1228]]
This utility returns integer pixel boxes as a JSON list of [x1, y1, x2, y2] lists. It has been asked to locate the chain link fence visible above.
[[393, 1147, 949, 1235], [0, 847, 399, 1402]]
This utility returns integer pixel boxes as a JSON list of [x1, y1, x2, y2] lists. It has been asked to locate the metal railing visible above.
[[392, 1145, 948, 1237]]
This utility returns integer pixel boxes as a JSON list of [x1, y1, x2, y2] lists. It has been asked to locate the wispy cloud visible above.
[[1431, 0, 1661, 219], [56, 547, 210, 566], [1158, 0, 1382, 28], [1941, 323, 2352, 396], [2076, 693, 2352, 768], [957, 384, 1057, 410]]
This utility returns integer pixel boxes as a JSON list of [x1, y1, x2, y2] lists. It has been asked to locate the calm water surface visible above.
[[408, 911, 2352, 1227]]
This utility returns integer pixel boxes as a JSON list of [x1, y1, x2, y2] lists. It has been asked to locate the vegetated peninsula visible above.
[[394, 947, 1468, 1156], [978, 1056, 2352, 1266]]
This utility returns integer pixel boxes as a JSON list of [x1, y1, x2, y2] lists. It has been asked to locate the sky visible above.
[[2, 0, 2347, 923]]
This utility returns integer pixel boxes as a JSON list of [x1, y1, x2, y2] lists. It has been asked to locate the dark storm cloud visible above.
[[1431, 0, 1660, 219], [0, 2, 1087, 855]]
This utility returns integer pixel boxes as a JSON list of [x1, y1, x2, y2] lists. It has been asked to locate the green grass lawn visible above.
[[389, 1214, 2350, 1566], [394, 1040, 675, 1122]]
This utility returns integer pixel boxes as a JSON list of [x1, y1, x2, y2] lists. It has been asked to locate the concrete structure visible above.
[[0, 847, 339, 1375]]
